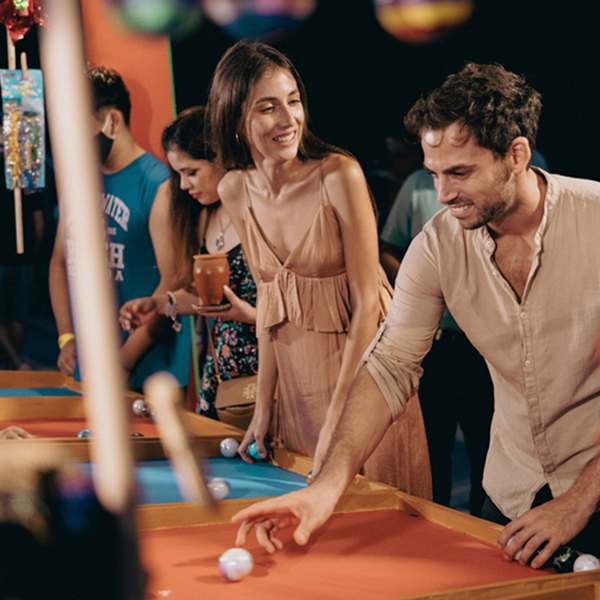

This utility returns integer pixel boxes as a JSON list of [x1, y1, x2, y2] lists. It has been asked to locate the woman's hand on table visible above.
[[233, 484, 337, 553], [238, 407, 271, 463], [0, 426, 34, 439], [119, 296, 158, 331], [193, 285, 257, 324]]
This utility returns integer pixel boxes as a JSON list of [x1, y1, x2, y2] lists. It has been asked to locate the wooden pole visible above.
[[145, 372, 215, 508], [39, 0, 134, 513], [4, 28, 24, 254]]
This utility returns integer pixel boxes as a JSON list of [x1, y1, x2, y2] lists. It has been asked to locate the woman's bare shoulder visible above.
[[321, 153, 367, 202], [218, 170, 246, 211]]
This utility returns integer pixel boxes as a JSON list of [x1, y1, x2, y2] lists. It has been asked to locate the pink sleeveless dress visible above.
[[241, 166, 431, 497]]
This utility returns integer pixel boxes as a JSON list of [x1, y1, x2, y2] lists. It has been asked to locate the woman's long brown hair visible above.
[[162, 106, 217, 286]]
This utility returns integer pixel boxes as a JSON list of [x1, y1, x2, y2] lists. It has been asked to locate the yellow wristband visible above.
[[58, 333, 75, 350]]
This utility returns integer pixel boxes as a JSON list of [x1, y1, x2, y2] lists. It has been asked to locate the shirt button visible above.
[[520, 311, 526, 318], [524, 359, 531, 367]]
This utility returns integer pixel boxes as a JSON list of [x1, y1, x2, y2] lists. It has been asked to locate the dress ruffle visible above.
[[256, 267, 391, 336]]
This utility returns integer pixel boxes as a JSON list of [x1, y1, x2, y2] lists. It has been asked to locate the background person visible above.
[[120, 107, 258, 417], [49, 66, 190, 389]]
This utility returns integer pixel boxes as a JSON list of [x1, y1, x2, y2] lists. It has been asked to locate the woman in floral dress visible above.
[[120, 107, 258, 418]]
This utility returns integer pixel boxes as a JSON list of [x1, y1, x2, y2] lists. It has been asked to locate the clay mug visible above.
[[193, 254, 230, 306]]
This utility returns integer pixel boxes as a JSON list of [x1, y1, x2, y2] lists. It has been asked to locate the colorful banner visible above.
[[0, 68, 45, 190]]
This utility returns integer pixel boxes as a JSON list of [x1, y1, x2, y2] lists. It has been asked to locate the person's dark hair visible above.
[[162, 106, 216, 285], [404, 63, 542, 157], [207, 39, 345, 170], [87, 65, 132, 125]]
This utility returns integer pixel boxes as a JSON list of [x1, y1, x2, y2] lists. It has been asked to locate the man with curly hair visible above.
[[231, 63, 600, 566]]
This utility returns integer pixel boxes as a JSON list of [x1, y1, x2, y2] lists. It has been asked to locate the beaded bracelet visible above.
[[164, 291, 182, 332]]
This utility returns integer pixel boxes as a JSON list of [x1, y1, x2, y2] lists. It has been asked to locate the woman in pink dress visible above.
[[206, 40, 430, 495]]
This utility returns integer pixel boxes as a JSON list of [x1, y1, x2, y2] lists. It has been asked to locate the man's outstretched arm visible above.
[[232, 229, 444, 551], [232, 366, 394, 552]]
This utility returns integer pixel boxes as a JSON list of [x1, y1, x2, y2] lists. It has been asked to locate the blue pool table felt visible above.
[[0, 387, 81, 397], [87, 457, 307, 504]]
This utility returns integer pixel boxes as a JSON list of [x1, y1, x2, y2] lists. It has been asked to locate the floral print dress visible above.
[[196, 244, 258, 417]]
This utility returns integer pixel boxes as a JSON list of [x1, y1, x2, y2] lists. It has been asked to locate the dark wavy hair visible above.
[[404, 63, 542, 157], [162, 106, 216, 285], [207, 39, 346, 170], [87, 65, 132, 125]]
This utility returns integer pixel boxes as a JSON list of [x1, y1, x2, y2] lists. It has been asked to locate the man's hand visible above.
[[232, 484, 338, 553], [193, 285, 257, 324], [57, 339, 77, 376], [0, 426, 34, 439], [498, 492, 594, 569]]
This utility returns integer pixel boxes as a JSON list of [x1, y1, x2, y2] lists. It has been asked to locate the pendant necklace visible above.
[[215, 208, 232, 251]]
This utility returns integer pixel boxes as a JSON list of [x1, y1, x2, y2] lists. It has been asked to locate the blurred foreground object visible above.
[[0, 0, 45, 42], [201, 0, 315, 41], [0, 445, 146, 599], [107, 0, 201, 36], [374, 0, 473, 44]]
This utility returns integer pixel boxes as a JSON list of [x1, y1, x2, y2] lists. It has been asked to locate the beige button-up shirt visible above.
[[363, 169, 600, 519]]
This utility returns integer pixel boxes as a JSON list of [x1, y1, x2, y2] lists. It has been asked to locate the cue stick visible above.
[[39, 0, 134, 513], [4, 28, 24, 254], [145, 372, 215, 508]]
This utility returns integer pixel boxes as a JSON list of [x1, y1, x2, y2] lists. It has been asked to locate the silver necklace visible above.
[[215, 208, 232, 251]]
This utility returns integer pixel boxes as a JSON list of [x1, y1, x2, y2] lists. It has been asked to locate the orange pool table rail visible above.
[[0, 370, 243, 460]]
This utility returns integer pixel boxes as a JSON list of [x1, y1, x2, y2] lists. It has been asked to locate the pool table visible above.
[[136, 451, 600, 600], [0, 369, 243, 460]]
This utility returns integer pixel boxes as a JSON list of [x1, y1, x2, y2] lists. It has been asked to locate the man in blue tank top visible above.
[[49, 66, 190, 390]]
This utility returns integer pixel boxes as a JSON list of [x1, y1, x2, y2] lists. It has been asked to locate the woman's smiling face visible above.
[[244, 67, 305, 165]]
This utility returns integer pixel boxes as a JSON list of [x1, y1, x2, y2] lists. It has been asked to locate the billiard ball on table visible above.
[[247, 440, 267, 461], [219, 547, 253, 581], [207, 477, 230, 501], [573, 554, 600, 572], [132, 398, 151, 417], [219, 437, 240, 458]]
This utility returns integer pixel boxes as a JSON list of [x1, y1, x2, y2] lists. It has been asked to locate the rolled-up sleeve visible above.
[[360, 228, 444, 420]]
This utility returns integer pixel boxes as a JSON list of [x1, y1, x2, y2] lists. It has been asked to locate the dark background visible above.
[[4, 1, 595, 182], [172, 0, 597, 183]]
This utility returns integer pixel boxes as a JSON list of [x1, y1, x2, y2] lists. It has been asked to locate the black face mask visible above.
[[96, 132, 114, 164]]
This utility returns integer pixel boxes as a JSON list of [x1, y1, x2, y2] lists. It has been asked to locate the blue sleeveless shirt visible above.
[[103, 153, 190, 389]]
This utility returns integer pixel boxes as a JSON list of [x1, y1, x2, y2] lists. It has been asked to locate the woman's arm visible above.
[[218, 172, 278, 461], [313, 155, 384, 471]]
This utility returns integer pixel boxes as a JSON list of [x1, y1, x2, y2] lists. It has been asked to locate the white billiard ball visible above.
[[219, 547, 253, 581], [207, 477, 230, 501], [219, 437, 240, 458], [132, 398, 151, 417], [573, 553, 600, 572]]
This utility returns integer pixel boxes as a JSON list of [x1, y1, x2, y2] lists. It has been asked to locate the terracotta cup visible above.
[[193, 254, 230, 306]]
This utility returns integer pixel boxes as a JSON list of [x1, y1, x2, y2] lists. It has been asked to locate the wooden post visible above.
[[39, 0, 134, 513], [145, 372, 215, 508], [4, 28, 24, 254]]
